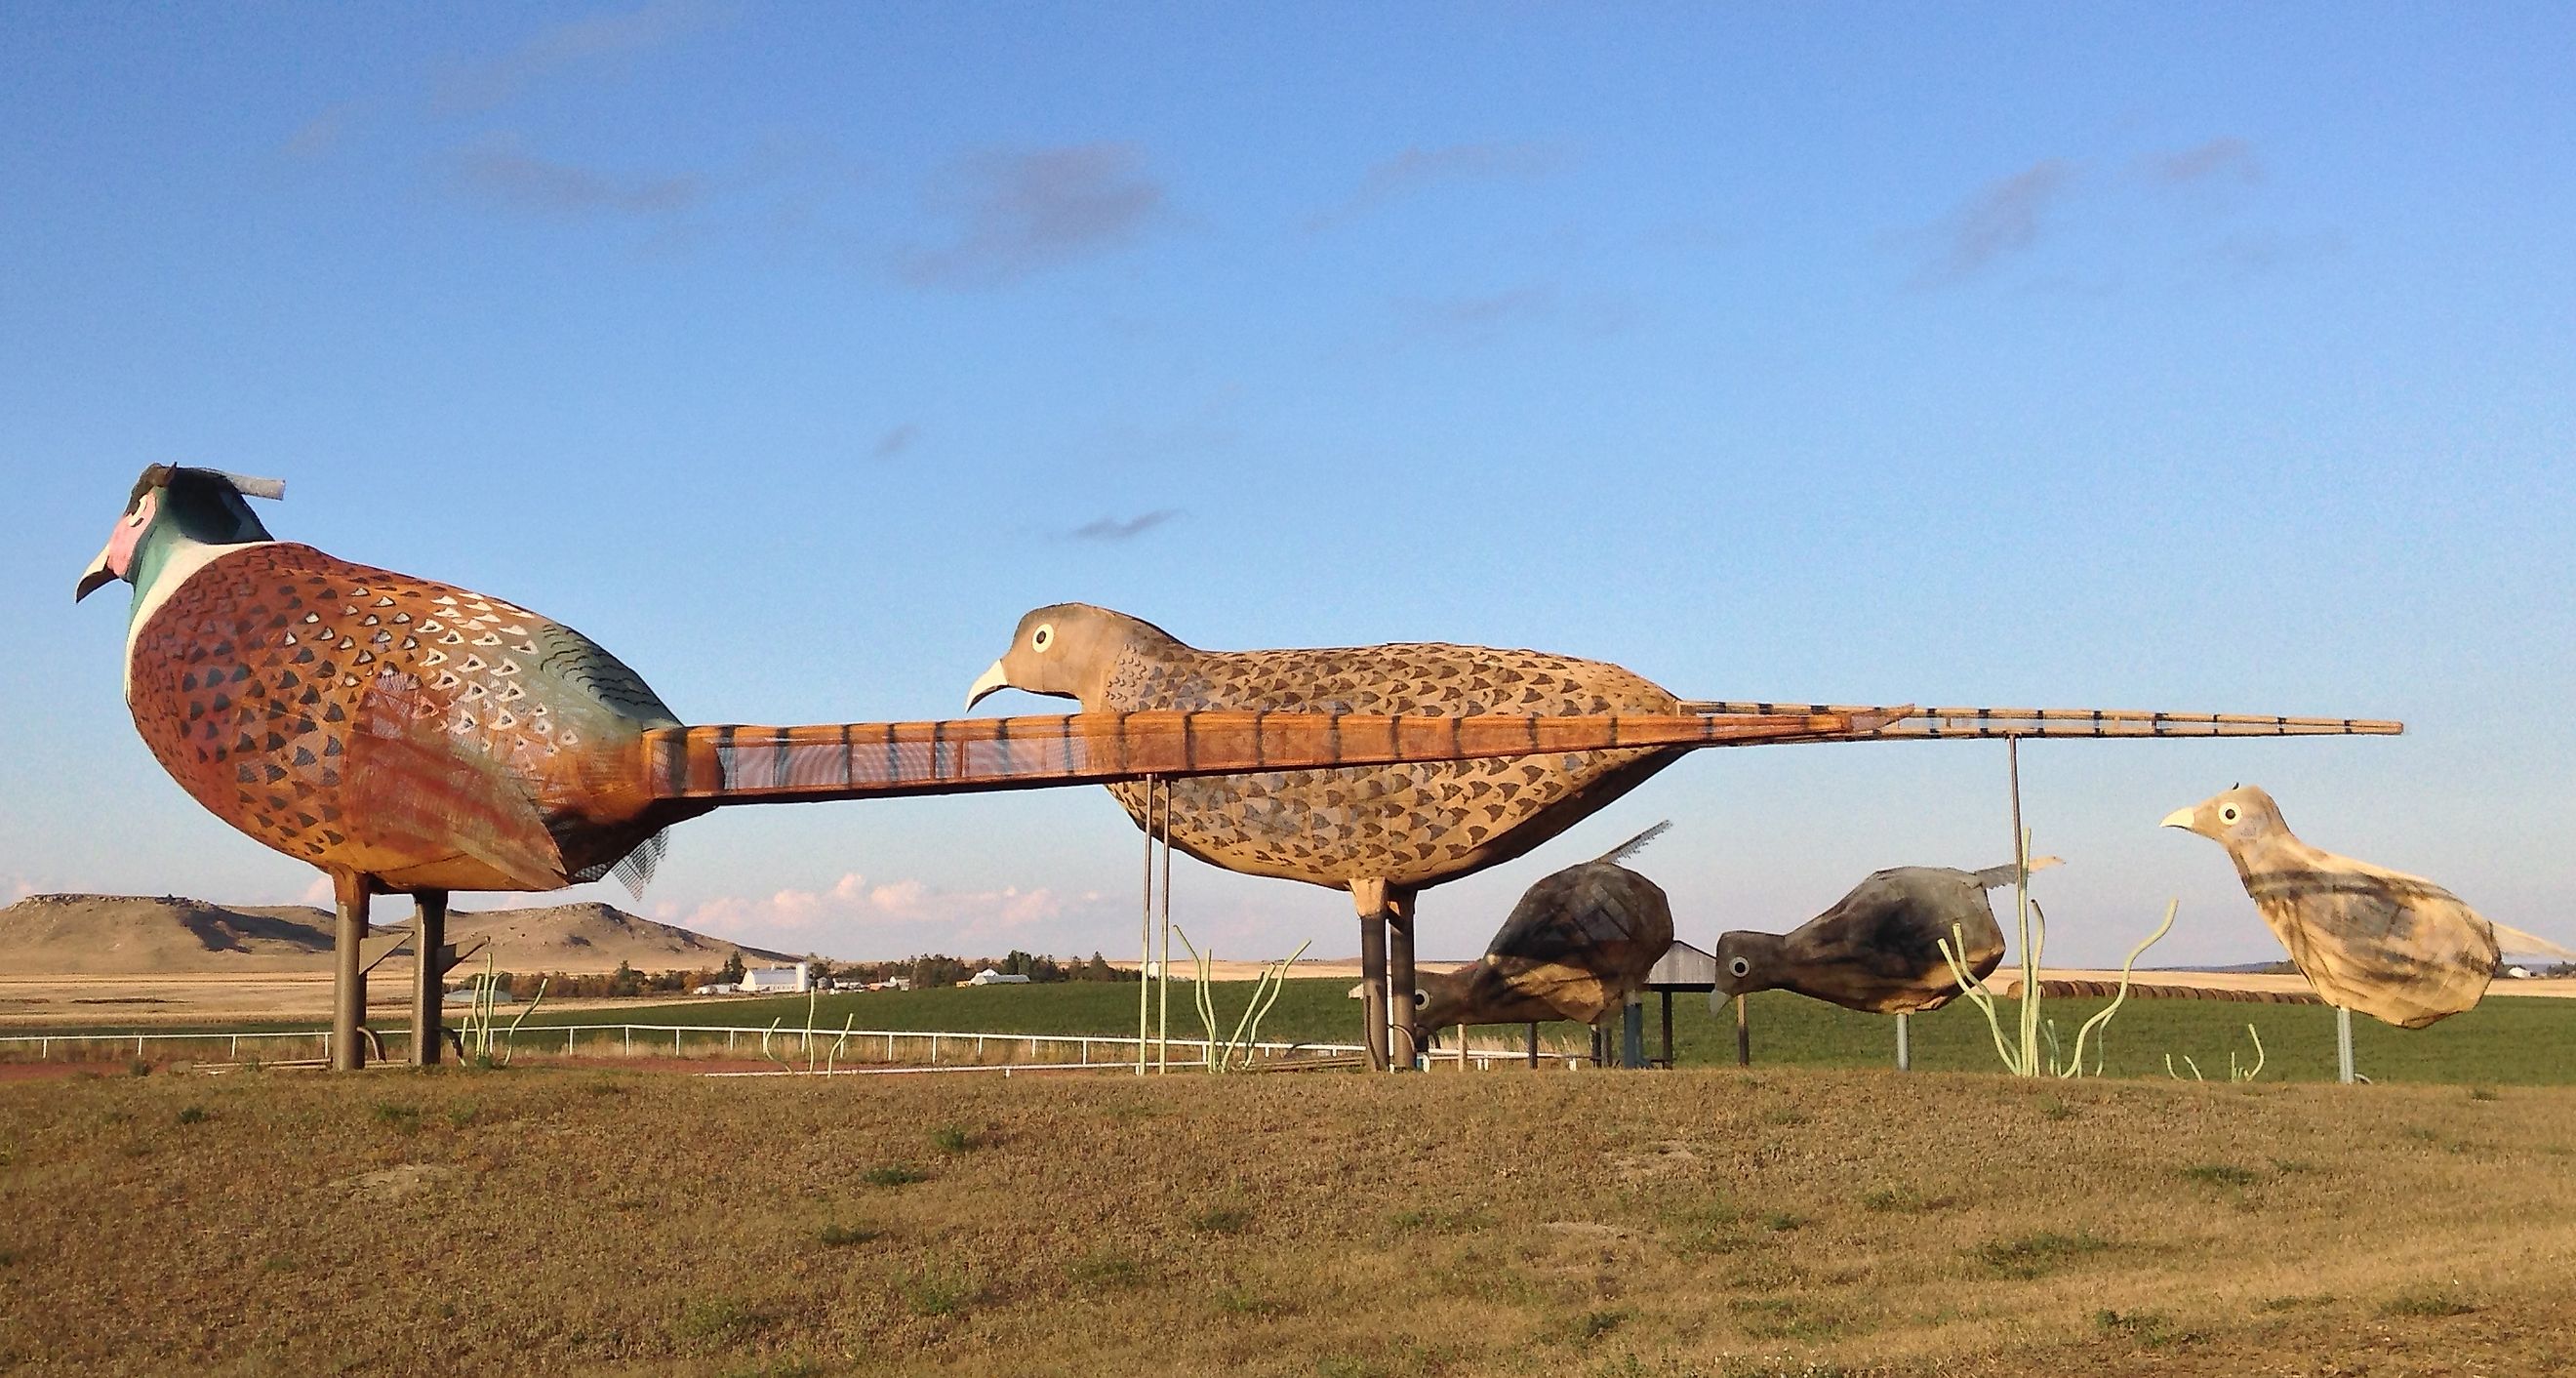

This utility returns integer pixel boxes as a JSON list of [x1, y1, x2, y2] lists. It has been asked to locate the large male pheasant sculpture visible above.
[[75, 467, 1860, 1069], [967, 602, 2403, 1067]]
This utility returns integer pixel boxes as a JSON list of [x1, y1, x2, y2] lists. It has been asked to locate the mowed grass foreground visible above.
[[5, 1069, 2576, 1376]]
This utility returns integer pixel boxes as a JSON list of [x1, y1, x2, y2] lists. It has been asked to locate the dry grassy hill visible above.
[[0, 893, 794, 977], [1, 1067, 2571, 1376]]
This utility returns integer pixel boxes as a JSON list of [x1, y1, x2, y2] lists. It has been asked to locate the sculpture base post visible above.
[[1354, 879, 1389, 1072], [331, 872, 368, 1073], [411, 891, 447, 1067]]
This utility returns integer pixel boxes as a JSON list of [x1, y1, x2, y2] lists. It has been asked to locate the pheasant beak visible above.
[[2158, 805, 2197, 831], [965, 660, 1012, 710], [74, 538, 118, 603]]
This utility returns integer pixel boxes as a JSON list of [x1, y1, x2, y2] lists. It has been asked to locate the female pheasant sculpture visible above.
[[77, 467, 1853, 1069]]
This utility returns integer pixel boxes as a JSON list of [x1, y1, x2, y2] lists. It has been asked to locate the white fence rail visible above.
[[0, 1024, 1580, 1072]]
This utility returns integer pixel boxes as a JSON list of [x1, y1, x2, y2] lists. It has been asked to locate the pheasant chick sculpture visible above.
[[1411, 823, 1676, 1039], [2161, 785, 2570, 1028], [1709, 858, 2060, 1014]]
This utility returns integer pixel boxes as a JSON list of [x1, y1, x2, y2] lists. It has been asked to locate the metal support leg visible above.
[[1526, 1021, 1540, 1068], [331, 871, 370, 1073], [1895, 1012, 1912, 1072], [411, 891, 447, 1067], [2336, 1005, 2355, 1085], [1357, 905, 1389, 1072], [1621, 995, 1645, 1069], [1660, 991, 1673, 1069], [1733, 994, 1751, 1068], [1387, 892, 1418, 1072]]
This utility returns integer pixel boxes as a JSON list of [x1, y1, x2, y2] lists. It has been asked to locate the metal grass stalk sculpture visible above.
[[758, 1017, 791, 1074], [823, 1013, 858, 1075], [2165, 1024, 2267, 1083], [1936, 838, 2178, 1077], [457, 952, 544, 1066], [1172, 927, 1313, 1073]]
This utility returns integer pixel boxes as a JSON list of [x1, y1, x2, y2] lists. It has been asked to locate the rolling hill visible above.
[[0, 893, 796, 976]]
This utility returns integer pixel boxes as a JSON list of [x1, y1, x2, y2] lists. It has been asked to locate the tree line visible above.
[[473, 949, 1139, 1000]]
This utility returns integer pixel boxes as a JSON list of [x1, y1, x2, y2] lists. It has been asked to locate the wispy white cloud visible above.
[[898, 144, 1165, 288], [1306, 142, 1567, 232], [446, 137, 704, 217], [2144, 137, 2263, 186], [435, 0, 727, 114], [1393, 282, 1635, 344], [870, 424, 920, 460], [283, 102, 360, 161], [1069, 509, 1182, 542], [1911, 158, 2079, 288]]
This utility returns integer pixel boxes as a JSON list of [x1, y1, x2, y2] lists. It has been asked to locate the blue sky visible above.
[[5, 3, 2570, 968]]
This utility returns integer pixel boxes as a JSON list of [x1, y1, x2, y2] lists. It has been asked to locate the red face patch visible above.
[[104, 490, 157, 579]]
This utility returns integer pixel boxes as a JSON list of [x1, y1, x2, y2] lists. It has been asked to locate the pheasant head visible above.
[[1708, 929, 1786, 1000], [76, 466, 284, 612], [2159, 784, 2292, 853], [965, 602, 1183, 709]]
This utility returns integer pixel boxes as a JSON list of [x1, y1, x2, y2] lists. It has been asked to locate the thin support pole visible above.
[[2007, 735, 2038, 1074], [1733, 994, 1751, 1067], [1620, 995, 1645, 1068], [2336, 1005, 2355, 1085], [1660, 991, 1674, 1069], [1157, 778, 1173, 1074], [330, 871, 369, 1073], [1895, 1012, 1912, 1072], [1358, 901, 1389, 1072], [1526, 1021, 1540, 1068], [1387, 893, 1417, 1071], [410, 891, 448, 1068], [1139, 775, 1156, 1076]]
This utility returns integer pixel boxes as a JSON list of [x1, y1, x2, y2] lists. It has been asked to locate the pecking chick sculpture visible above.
[[1707, 858, 2061, 1015], [2161, 785, 2571, 1028], [77, 467, 1857, 1070], [967, 601, 2402, 1067], [1410, 823, 1675, 1046]]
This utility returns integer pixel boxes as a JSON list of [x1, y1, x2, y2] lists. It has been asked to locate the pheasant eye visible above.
[[1412, 990, 1428, 1008], [2220, 805, 2241, 824], [1730, 957, 1751, 978], [1030, 624, 1054, 652]]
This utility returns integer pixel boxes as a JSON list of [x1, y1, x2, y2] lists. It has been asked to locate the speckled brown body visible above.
[[1092, 634, 1683, 891], [124, 543, 694, 893]]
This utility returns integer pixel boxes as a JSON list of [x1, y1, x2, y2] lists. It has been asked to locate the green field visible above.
[[16, 980, 2575, 1086]]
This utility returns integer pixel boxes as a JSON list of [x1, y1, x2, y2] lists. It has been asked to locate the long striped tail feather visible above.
[[1677, 703, 2402, 740], [642, 709, 1885, 806]]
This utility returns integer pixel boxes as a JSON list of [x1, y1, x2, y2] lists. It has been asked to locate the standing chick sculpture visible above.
[[2161, 785, 2570, 1028], [967, 601, 2399, 1067], [1410, 823, 1675, 1044], [1708, 858, 2060, 1014], [79, 468, 1854, 1070]]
